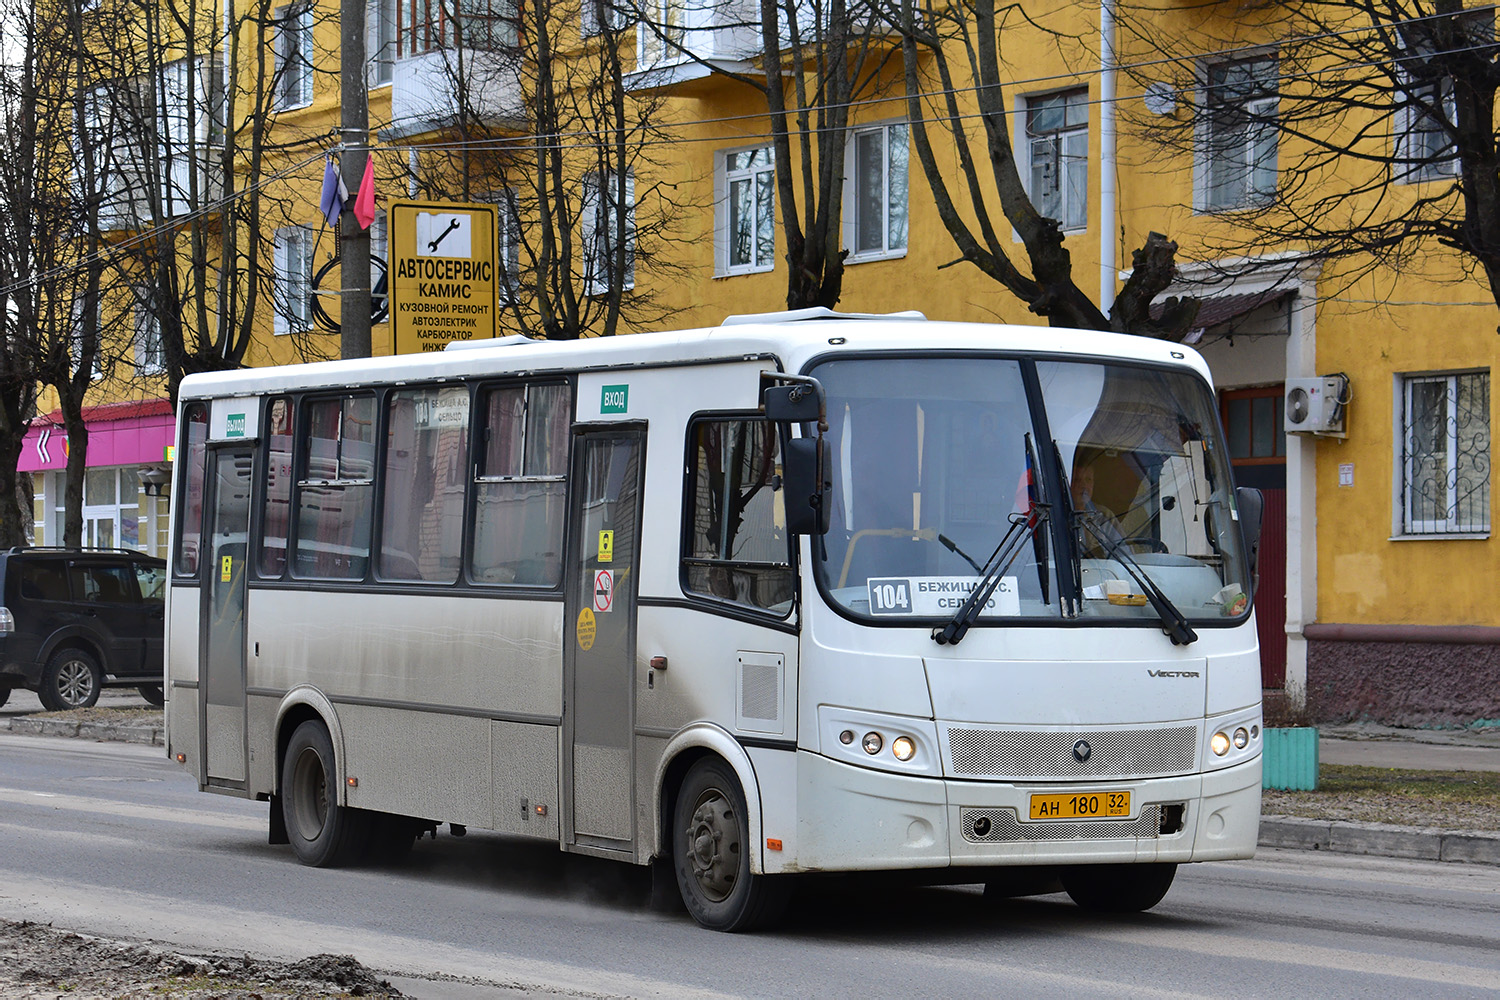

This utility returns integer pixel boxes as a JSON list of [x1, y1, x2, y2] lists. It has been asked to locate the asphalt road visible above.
[[2, 732, 1498, 999]]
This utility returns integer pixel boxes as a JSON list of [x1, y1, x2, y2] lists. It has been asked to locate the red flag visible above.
[[353, 157, 376, 230]]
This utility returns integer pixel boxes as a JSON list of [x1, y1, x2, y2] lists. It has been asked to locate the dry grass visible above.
[[1262, 764, 1500, 831]]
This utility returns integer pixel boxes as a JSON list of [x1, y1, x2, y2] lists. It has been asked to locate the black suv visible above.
[[0, 548, 166, 711]]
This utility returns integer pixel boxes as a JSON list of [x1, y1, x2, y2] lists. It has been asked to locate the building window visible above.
[[1199, 57, 1277, 211], [53, 468, 142, 550], [1221, 385, 1284, 463], [582, 0, 627, 38], [275, 3, 315, 109], [683, 418, 793, 613], [1401, 370, 1490, 535], [845, 122, 908, 261], [716, 146, 775, 275], [1396, 76, 1457, 182], [638, 0, 686, 67], [369, 0, 396, 86], [1025, 89, 1088, 232], [273, 225, 314, 335], [399, 0, 517, 56], [582, 171, 635, 296], [133, 288, 165, 375]]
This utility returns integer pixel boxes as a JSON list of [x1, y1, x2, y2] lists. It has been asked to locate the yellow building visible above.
[[61, 0, 1494, 724]]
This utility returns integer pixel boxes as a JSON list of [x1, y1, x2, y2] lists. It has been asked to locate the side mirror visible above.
[[783, 436, 831, 535], [1235, 486, 1263, 594], [764, 384, 822, 423]]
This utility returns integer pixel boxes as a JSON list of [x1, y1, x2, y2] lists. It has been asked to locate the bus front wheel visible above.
[[1060, 862, 1177, 913], [672, 758, 788, 932], [281, 720, 370, 867]]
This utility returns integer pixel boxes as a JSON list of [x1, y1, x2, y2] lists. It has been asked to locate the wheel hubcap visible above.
[[290, 747, 330, 841], [56, 660, 94, 706], [683, 788, 739, 902]]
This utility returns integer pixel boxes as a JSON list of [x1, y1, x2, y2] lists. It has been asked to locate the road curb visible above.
[[1260, 814, 1500, 866], [2, 716, 165, 747]]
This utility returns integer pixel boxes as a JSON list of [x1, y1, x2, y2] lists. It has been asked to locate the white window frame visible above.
[[581, 171, 635, 296], [1397, 369, 1491, 537], [496, 192, 522, 303], [275, 2, 315, 110], [1022, 88, 1090, 233], [583, 0, 629, 38], [368, 0, 396, 87], [1395, 74, 1459, 183], [843, 121, 909, 263], [637, 0, 686, 68], [1195, 56, 1278, 213], [273, 225, 315, 335], [714, 145, 776, 276], [133, 287, 166, 376]]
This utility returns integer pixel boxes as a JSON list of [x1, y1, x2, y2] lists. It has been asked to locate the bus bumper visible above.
[[763, 749, 1261, 874]]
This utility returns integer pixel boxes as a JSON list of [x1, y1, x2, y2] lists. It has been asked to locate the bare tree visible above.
[[1112, 0, 1500, 310], [888, 0, 1195, 335], [373, 0, 695, 340]]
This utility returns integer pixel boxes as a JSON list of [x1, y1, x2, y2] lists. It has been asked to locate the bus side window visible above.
[[682, 418, 793, 614], [380, 386, 470, 583], [259, 397, 294, 578], [175, 403, 209, 577], [293, 395, 376, 580], [470, 383, 571, 588]]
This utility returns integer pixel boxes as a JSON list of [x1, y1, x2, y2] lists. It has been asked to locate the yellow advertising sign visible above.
[[389, 201, 500, 355]]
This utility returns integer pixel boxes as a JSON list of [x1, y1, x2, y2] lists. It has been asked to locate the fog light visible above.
[[862, 732, 883, 755], [1233, 727, 1249, 750], [1210, 731, 1231, 756], [839, 730, 855, 745], [891, 736, 915, 761]]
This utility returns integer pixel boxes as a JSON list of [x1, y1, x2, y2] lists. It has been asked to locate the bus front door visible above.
[[564, 429, 645, 854], [201, 447, 252, 788]]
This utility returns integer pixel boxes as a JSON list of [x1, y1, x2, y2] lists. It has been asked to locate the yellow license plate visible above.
[[1029, 791, 1132, 820]]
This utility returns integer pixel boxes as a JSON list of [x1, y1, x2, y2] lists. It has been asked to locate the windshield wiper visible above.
[[932, 505, 1048, 646], [1074, 515, 1198, 647]]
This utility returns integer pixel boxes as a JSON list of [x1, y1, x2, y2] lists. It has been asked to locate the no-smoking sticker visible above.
[[593, 570, 614, 613]]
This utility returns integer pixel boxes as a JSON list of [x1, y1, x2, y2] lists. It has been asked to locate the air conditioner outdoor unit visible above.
[[1284, 375, 1348, 434]]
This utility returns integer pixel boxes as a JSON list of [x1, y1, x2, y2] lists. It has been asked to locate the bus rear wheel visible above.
[[672, 758, 788, 932], [281, 720, 370, 867], [1060, 863, 1177, 913]]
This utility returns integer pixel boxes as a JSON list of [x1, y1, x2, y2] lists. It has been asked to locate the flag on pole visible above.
[[354, 157, 377, 230], [318, 158, 348, 228]]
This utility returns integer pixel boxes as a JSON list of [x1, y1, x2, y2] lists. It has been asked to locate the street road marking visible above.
[[0, 786, 261, 832]]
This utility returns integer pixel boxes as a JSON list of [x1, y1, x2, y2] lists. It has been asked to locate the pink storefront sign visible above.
[[19, 399, 175, 474]]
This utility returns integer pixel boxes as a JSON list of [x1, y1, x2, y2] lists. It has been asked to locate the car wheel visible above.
[[137, 684, 165, 706], [39, 649, 103, 711], [672, 758, 789, 932], [1060, 863, 1177, 913], [280, 720, 371, 867]]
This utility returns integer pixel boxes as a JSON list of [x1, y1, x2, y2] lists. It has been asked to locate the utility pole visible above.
[[340, 0, 372, 359]]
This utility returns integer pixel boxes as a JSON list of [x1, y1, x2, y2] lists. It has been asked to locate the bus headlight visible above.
[[862, 732, 883, 755], [1210, 731, 1231, 756], [1233, 727, 1249, 750], [891, 736, 916, 761]]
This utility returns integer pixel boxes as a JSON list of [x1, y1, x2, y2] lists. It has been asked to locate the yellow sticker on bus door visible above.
[[220, 556, 232, 582], [598, 530, 613, 563], [576, 607, 596, 651]]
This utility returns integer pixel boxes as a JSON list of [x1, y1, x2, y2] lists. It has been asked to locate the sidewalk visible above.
[[4, 692, 1498, 866]]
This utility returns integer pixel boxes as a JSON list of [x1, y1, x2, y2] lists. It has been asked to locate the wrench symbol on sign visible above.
[[427, 218, 461, 253]]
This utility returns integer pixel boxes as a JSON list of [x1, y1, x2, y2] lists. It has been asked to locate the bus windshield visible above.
[[809, 355, 1252, 628]]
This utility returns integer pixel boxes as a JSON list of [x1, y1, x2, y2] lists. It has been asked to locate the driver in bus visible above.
[[1070, 455, 1127, 557]]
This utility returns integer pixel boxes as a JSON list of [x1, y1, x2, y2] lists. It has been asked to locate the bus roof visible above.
[[176, 311, 1212, 401]]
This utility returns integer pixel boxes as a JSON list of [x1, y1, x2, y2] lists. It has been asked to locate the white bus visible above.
[[165, 309, 1264, 931]]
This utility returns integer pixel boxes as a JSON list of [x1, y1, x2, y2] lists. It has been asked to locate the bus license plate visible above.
[[1029, 791, 1132, 820]]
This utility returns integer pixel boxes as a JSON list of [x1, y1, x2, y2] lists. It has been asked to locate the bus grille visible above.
[[947, 726, 1197, 779], [960, 806, 1161, 843]]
